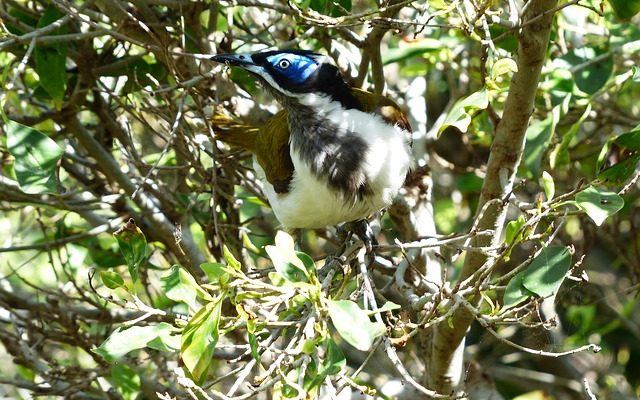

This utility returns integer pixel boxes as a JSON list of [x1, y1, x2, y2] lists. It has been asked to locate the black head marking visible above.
[[213, 50, 362, 110]]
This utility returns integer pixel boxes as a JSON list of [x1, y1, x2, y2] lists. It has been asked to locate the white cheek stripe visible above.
[[247, 66, 303, 98]]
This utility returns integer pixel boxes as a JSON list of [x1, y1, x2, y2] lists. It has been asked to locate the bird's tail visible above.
[[210, 114, 259, 153]]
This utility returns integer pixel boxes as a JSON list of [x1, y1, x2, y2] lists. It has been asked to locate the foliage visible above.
[[1, 0, 640, 399]]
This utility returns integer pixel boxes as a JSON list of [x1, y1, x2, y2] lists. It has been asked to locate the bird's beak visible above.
[[210, 53, 255, 68]]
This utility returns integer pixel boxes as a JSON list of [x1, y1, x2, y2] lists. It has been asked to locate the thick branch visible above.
[[427, 0, 559, 393]]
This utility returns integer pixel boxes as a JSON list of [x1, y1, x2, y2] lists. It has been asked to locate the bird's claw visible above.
[[345, 219, 377, 253]]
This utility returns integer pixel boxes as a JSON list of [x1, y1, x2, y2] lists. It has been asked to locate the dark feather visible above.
[[212, 88, 411, 196]]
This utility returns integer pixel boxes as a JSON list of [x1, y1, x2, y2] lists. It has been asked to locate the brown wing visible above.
[[211, 112, 294, 193], [254, 111, 294, 193], [212, 89, 408, 194], [350, 87, 412, 133]]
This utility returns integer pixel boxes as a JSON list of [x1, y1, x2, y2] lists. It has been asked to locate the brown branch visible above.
[[63, 114, 206, 271], [425, 0, 560, 394]]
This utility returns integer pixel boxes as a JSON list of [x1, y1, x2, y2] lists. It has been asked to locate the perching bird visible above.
[[211, 50, 412, 249]]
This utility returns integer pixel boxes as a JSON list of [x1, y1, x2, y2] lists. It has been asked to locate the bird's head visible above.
[[211, 50, 358, 109]]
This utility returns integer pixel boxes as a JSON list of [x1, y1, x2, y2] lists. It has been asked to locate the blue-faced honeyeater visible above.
[[211, 50, 412, 248]]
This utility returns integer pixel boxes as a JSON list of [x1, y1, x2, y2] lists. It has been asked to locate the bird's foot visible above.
[[344, 219, 377, 253]]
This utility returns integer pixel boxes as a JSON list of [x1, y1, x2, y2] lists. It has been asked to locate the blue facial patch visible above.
[[266, 53, 318, 83]]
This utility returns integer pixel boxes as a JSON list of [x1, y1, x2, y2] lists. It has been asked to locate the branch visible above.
[[64, 115, 206, 270], [427, 0, 560, 393]]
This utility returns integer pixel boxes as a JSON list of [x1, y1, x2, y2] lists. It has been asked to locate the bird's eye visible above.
[[278, 59, 291, 69]]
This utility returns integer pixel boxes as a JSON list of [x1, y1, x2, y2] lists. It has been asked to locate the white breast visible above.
[[255, 98, 412, 229]]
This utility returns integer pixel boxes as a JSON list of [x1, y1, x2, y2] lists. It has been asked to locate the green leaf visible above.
[[301, 339, 316, 354], [503, 272, 534, 309], [521, 98, 564, 178], [181, 299, 223, 383], [113, 219, 147, 283], [34, 5, 68, 103], [331, 0, 352, 16], [148, 332, 181, 353], [491, 58, 518, 80], [505, 215, 526, 246], [161, 266, 212, 313], [543, 69, 575, 104], [633, 66, 640, 83], [549, 104, 591, 169], [100, 270, 125, 289], [94, 323, 179, 362], [36, 5, 67, 31], [110, 364, 141, 400], [575, 187, 624, 226], [368, 301, 401, 315], [200, 262, 230, 286], [6, 120, 63, 194], [428, 0, 450, 10], [327, 300, 385, 351], [248, 331, 260, 363], [561, 48, 613, 95], [223, 245, 241, 271], [35, 47, 67, 102], [438, 88, 489, 135], [5, 8, 38, 35], [613, 125, 640, 150], [309, 0, 327, 13], [541, 171, 555, 201], [522, 246, 572, 299], [607, 0, 640, 19], [307, 339, 346, 390], [265, 231, 311, 283], [382, 39, 443, 65], [598, 155, 640, 186]]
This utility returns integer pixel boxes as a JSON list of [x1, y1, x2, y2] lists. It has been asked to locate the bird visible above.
[[210, 49, 412, 250]]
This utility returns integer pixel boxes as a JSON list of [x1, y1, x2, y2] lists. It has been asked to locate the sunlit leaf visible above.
[[181, 299, 223, 383], [491, 58, 518, 79], [438, 88, 489, 135], [161, 265, 212, 313], [505, 215, 526, 246], [110, 364, 141, 400], [100, 270, 125, 289], [513, 390, 550, 400], [94, 323, 179, 362], [223, 245, 241, 271], [6, 120, 63, 194], [541, 171, 555, 201], [200, 262, 230, 286], [503, 272, 532, 309], [575, 187, 624, 226], [522, 246, 572, 299], [265, 231, 311, 283], [113, 218, 147, 283], [327, 300, 385, 351]]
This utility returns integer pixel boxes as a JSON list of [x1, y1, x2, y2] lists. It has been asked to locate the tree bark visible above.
[[426, 0, 559, 394]]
